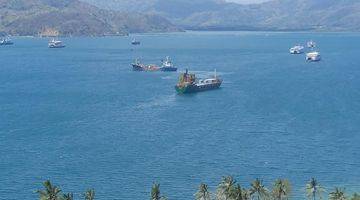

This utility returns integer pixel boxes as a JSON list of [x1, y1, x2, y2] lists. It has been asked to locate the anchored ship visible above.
[[307, 40, 316, 48], [132, 59, 159, 71], [306, 51, 321, 62], [0, 37, 14, 45], [175, 69, 222, 94], [48, 39, 65, 48], [290, 45, 304, 54], [160, 56, 177, 72], [132, 57, 177, 72], [131, 38, 140, 45]]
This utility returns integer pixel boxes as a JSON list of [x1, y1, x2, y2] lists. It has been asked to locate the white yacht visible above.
[[307, 40, 316, 48], [0, 37, 14, 45], [48, 38, 65, 48], [306, 51, 321, 62], [290, 45, 305, 54]]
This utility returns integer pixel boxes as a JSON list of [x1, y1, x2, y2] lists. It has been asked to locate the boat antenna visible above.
[[215, 69, 217, 79]]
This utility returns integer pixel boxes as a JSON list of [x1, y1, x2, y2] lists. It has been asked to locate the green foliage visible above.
[[216, 176, 236, 200], [62, 193, 74, 200], [271, 179, 291, 200], [151, 183, 167, 200], [351, 193, 360, 200], [37, 180, 62, 200], [329, 188, 347, 200], [306, 178, 324, 200], [195, 183, 211, 200], [250, 178, 269, 200], [84, 189, 95, 200]]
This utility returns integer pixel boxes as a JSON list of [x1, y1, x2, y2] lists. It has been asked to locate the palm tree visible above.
[[271, 179, 291, 200], [216, 176, 236, 200], [195, 183, 211, 200], [84, 189, 95, 200], [62, 193, 73, 200], [329, 188, 347, 200], [250, 178, 269, 200], [232, 184, 243, 200], [37, 180, 62, 200], [351, 193, 360, 200], [306, 178, 324, 200], [242, 189, 251, 200], [151, 183, 167, 200]]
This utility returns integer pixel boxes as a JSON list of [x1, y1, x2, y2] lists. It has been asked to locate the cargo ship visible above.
[[132, 59, 159, 71], [175, 69, 222, 94], [132, 57, 177, 72]]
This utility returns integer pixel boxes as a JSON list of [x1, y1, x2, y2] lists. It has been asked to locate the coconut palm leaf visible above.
[[62, 193, 73, 200], [306, 178, 324, 200], [250, 178, 269, 200], [272, 179, 291, 200], [351, 193, 360, 200], [195, 183, 211, 200], [37, 180, 62, 200], [216, 176, 236, 200], [329, 188, 347, 200], [84, 189, 95, 200]]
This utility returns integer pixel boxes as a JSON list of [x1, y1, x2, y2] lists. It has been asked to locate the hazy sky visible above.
[[226, 0, 270, 4]]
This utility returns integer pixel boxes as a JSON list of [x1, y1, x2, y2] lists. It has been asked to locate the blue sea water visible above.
[[0, 32, 360, 200]]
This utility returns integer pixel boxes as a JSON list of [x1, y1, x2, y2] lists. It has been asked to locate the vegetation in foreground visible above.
[[37, 178, 359, 200]]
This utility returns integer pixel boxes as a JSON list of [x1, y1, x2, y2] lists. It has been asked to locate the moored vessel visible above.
[[290, 45, 304, 54], [0, 37, 14, 45], [131, 38, 140, 45], [160, 56, 177, 72], [307, 40, 316, 48], [48, 38, 65, 48], [131, 59, 159, 71], [306, 51, 321, 62], [175, 69, 222, 94]]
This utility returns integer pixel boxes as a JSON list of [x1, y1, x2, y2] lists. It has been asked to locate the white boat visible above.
[[131, 38, 140, 45], [290, 45, 304, 54], [48, 39, 65, 48], [0, 37, 14, 45], [307, 40, 316, 48], [160, 56, 177, 71], [306, 51, 321, 62]]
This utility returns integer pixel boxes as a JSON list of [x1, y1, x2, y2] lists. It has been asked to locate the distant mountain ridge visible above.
[[0, 0, 180, 36], [82, 0, 360, 31]]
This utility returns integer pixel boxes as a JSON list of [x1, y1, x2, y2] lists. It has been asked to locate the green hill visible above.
[[0, 0, 180, 36]]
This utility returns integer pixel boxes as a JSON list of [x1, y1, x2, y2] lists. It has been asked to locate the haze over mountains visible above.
[[1, 0, 360, 36], [83, 0, 360, 31]]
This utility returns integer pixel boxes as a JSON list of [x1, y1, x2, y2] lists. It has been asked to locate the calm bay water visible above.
[[0, 32, 360, 200]]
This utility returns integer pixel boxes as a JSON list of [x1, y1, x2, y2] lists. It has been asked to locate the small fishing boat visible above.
[[131, 38, 140, 45], [0, 37, 14, 45], [290, 45, 304, 54], [306, 51, 321, 62], [159, 56, 177, 72], [175, 69, 222, 94], [307, 40, 316, 48], [48, 39, 65, 48]]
